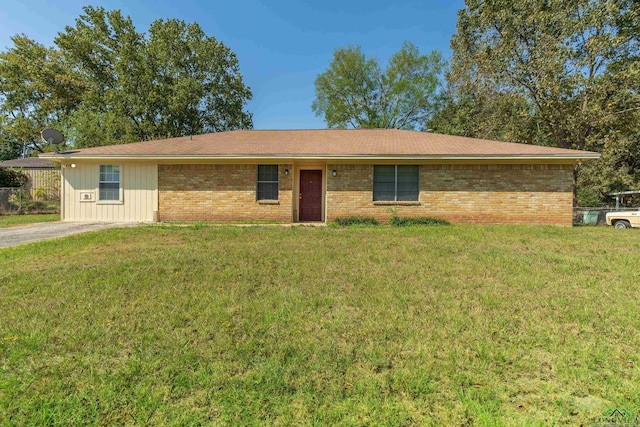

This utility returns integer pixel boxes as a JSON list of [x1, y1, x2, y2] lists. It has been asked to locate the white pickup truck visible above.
[[606, 210, 640, 229]]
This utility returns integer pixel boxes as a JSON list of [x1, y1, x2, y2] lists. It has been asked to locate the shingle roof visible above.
[[41, 129, 599, 160], [0, 157, 58, 168]]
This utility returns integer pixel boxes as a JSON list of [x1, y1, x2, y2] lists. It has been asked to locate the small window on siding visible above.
[[257, 165, 279, 200], [373, 165, 419, 201], [99, 165, 120, 201]]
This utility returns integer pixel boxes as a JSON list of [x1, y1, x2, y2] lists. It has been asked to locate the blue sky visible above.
[[0, 0, 465, 129]]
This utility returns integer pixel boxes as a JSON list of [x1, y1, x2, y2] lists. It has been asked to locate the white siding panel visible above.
[[63, 163, 158, 222]]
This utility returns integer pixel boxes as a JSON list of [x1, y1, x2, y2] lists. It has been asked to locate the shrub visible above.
[[334, 216, 380, 226], [18, 198, 59, 214], [389, 216, 451, 226], [0, 168, 28, 187]]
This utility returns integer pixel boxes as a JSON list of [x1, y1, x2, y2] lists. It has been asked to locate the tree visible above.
[[430, 86, 551, 145], [312, 42, 445, 130], [0, 6, 253, 152], [0, 167, 27, 187], [55, 6, 253, 147], [0, 35, 84, 154], [577, 128, 640, 205], [0, 115, 22, 160], [433, 0, 640, 204], [0, 139, 21, 161]]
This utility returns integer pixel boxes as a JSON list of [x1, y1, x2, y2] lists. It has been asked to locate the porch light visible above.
[[332, 169, 337, 177], [71, 163, 76, 168], [284, 168, 289, 175]]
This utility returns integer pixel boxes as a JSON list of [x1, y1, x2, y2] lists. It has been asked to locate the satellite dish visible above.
[[41, 128, 65, 153]]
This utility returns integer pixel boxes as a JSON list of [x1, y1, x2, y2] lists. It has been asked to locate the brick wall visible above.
[[326, 163, 574, 225], [158, 164, 292, 222], [158, 162, 575, 225]]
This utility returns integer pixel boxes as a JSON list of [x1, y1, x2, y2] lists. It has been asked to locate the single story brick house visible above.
[[41, 129, 599, 225]]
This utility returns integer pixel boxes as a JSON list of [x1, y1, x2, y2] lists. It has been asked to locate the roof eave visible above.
[[41, 153, 601, 161]]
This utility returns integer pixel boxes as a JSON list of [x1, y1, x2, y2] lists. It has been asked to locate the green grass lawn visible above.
[[1, 225, 639, 425], [0, 213, 60, 228]]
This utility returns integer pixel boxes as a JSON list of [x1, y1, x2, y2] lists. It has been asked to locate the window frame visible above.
[[256, 164, 279, 201], [97, 164, 123, 203], [373, 165, 419, 202]]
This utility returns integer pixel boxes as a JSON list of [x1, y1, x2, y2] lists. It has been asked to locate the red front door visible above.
[[299, 170, 322, 221]]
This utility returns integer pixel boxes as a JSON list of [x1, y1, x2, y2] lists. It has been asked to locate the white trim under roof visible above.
[[42, 153, 600, 161]]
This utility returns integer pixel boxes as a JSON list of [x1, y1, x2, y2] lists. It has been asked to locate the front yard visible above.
[[1, 225, 638, 425], [0, 213, 60, 228]]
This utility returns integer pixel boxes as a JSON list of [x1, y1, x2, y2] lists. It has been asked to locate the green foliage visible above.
[[18, 199, 59, 214], [430, 87, 552, 146], [333, 216, 380, 226], [0, 6, 253, 151], [440, 0, 639, 149], [312, 42, 445, 129], [0, 36, 83, 153], [577, 130, 640, 204], [0, 185, 58, 214], [0, 167, 27, 187], [54, 6, 253, 148], [0, 140, 21, 161], [0, 117, 23, 160], [389, 216, 451, 226], [55, 7, 253, 148], [432, 0, 640, 204], [576, 187, 602, 208]]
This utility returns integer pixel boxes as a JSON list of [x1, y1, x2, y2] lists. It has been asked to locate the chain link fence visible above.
[[0, 186, 60, 214]]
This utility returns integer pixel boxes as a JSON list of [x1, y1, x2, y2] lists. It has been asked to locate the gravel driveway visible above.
[[0, 222, 138, 248]]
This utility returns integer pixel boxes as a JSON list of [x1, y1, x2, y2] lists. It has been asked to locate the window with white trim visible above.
[[257, 165, 279, 200], [373, 165, 419, 201], [99, 165, 121, 201]]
